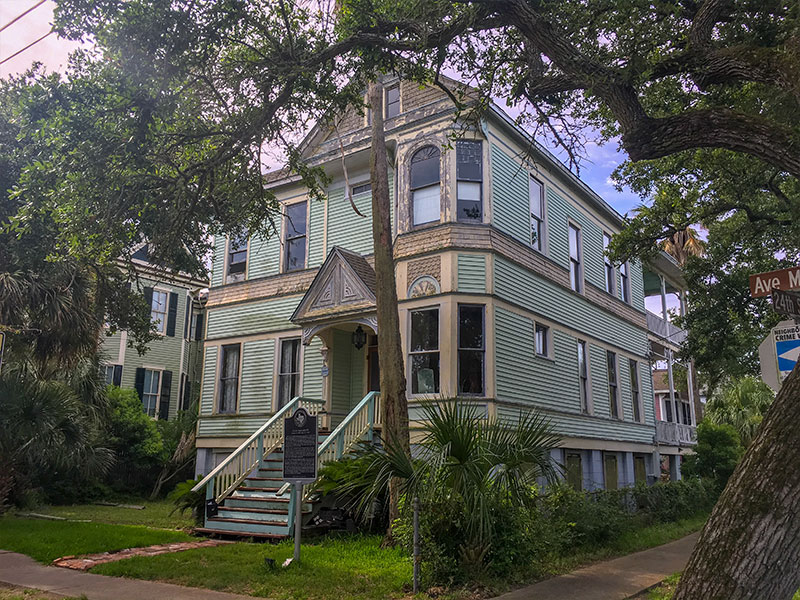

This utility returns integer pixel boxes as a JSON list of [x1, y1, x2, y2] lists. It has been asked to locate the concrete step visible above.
[[205, 516, 290, 536], [244, 477, 283, 489], [194, 527, 288, 540]]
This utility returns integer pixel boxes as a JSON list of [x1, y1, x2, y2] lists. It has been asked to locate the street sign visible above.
[[282, 407, 318, 484], [749, 266, 800, 297], [772, 289, 800, 319], [774, 324, 800, 381]]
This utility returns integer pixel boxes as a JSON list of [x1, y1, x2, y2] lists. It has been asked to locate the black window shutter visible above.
[[166, 292, 178, 337], [134, 367, 145, 400], [194, 313, 204, 341], [143, 287, 153, 309], [159, 370, 172, 420], [112, 365, 123, 387]]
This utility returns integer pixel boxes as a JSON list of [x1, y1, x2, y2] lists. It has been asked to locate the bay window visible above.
[[410, 146, 441, 226], [458, 305, 484, 395], [456, 140, 482, 223], [410, 308, 439, 394]]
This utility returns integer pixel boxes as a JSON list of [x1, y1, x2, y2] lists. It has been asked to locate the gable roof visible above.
[[290, 246, 376, 324]]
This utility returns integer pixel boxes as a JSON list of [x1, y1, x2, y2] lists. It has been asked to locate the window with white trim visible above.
[[578, 340, 590, 413], [351, 182, 371, 196], [142, 369, 161, 417], [219, 344, 240, 414], [620, 261, 631, 303], [530, 177, 545, 251], [603, 232, 616, 295], [456, 140, 482, 223], [569, 223, 583, 293], [535, 322, 550, 357], [285, 202, 307, 272], [385, 84, 400, 118], [150, 290, 168, 334], [227, 233, 248, 282], [278, 338, 301, 409], [410, 146, 441, 226], [102, 365, 115, 386], [630, 359, 642, 422], [410, 308, 439, 394], [607, 350, 619, 418], [457, 304, 484, 395]]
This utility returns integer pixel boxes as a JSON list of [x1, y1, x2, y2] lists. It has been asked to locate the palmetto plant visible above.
[[705, 376, 775, 447], [318, 400, 561, 564]]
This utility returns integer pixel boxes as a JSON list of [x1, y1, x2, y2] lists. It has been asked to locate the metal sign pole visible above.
[[294, 483, 302, 562]]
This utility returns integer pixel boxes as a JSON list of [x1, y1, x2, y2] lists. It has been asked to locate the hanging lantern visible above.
[[352, 325, 367, 350]]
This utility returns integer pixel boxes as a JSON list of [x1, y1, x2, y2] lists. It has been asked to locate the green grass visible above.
[[93, 535, 411, 600], [0, 516, 194, 563], [30, 499, 193, 530], [0, 586, 84, 600]]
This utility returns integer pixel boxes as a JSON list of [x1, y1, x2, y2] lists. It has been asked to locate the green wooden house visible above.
[[100, 245, 208, 420], [191, 79, 695, 538]]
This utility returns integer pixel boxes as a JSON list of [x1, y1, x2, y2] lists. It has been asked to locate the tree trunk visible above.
[[367, 81, 411, 538], [674, 362, 800, 600]]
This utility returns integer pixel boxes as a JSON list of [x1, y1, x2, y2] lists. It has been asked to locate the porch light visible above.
[[352, 325, 367, 350]]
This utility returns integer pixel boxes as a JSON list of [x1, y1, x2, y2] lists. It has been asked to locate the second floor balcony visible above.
[[656, 420, 697, 446], [647, 311, 687, 346]]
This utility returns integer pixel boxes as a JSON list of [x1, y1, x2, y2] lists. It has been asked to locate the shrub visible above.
[[169, 476, 206, 527], [682, 421, 743, 487]]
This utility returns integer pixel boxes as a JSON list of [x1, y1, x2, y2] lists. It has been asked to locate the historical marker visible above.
[[283, 407, 318, 483]]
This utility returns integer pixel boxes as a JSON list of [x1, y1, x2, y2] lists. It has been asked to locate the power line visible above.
[[0, 0, 47, 33], [0, 28, 54, 66]]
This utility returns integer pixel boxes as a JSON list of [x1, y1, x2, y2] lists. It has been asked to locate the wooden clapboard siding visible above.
[[198, 415, 272, 438], [325, 173, 393, 256], [493, 257, 649, 356], [205, 295, 301, 339], [239, 339, 275, 414], [457, 254, 487, 293], [247, 226, 282, 280], [490, 144, 530, 244], [201, 346, 218, 416], [307, 197, 326, 267], [589, 343, 611, 419], [211, 235, 226, 288], [302, 337, 324, 400]]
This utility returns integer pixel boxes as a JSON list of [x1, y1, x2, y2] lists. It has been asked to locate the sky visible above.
[[0, 0, 646, 219]]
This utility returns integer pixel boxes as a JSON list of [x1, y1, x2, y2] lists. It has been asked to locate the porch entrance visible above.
[[324, 325, 378, 427]]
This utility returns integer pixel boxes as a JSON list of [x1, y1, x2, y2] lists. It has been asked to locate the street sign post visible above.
[[749, 266, 800, 297], [282, 407, 318, 564], [772, 289, 800, 320]]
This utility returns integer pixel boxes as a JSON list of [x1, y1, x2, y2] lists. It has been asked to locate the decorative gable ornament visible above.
[[291, 247, 378, 343]]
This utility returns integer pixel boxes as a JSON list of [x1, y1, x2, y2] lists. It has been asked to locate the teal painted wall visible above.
[[493, 257, 649, 356], [248, 226, 282, 279], [490, 144, 530, 244], [307, 198, 326, 267], [211, 235, 226, 287], [589, 343, 610, 418], [326, 173, 394, 256], [240, 339, 275, 413], [201, 345, 218, 416], [329, 329, 365, 423], [458, 254, 487, 293], [303, 337, 325, 401], [205, 295, 301, 340]]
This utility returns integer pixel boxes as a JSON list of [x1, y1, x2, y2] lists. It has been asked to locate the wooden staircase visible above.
[[192, 393, 380, 539]]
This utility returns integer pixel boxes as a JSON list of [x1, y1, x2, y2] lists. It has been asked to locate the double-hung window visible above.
[[219, 344, 240, 414], [278, 338, 301, 409], [410, 308, 439, 394], [630, 359, 641, 422], [569, 223, 583, 293], [285, 202, 307, 272], [410, 146, 441, 226], [227, 233, 248, 282], [607, 350, 619, 418], [457, 305, 484, 395], [603, 233, 616, 295], [385, 84, 400, 118], [456, 140, 482, 223], [577, 340, 590, 413], [530, 177, 545, 251], [142, 369, 161, 417], [535, 323, 550, 357], [351, 182, 371, 197], [150, 290, 168, 334], [620, 261, 631, 303]]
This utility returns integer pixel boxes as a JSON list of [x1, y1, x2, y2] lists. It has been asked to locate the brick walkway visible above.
[[52, 540, 233, 571]]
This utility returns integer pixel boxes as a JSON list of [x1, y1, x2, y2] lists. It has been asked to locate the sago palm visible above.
[[705, 376, 774, 447]]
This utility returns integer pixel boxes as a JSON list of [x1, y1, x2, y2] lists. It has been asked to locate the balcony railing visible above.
[[647, 312, 687, 345], [656, 420, 697, 446]]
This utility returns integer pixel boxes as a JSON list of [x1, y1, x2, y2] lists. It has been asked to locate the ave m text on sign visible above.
[[749, 266, 800, 297]]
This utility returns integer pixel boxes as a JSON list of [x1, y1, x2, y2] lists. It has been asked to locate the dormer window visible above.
[[227, 233, 248, 282], [410, 146, 441, 226], [456, 140, 482, 223]]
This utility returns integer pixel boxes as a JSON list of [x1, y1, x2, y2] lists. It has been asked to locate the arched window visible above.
[[410, 146, 440, 226]]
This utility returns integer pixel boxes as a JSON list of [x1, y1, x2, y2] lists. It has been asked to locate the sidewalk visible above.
[[0, 549, 252, 600], [493, 531, 699, 600]]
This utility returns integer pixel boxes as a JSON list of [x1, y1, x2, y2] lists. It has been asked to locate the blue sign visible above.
[[776, 339, 800, 374]]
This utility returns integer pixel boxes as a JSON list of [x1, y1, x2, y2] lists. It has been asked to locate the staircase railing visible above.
[[192, 396, 324, 504], [317, 391, 381, 466]]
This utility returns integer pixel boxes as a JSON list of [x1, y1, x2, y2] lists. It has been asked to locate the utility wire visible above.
[[0, 0, 47, 33], [0, 28, 54, 66]]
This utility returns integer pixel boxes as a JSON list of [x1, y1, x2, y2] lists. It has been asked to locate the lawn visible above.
[[93, 534, 411, 600], [0, 516, 194, 563], [30, 499, 193, 530]]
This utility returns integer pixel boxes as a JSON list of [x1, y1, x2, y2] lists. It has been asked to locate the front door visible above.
[[367, 335, 380, 392]]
